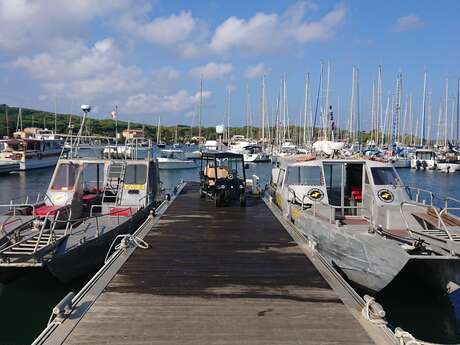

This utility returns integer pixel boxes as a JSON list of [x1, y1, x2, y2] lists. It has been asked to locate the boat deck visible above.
[[59, 183, 376, 344]]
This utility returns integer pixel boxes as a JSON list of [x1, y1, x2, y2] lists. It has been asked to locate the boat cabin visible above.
[[273, 159, 410, 229], [44, 158, 160, 219], [415, 149, 436, 161]]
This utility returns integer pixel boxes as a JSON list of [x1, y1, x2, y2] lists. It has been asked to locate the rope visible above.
[[104, 234, 149, 263], [361, 296, 387, 325], [394, 328, 421, 345]]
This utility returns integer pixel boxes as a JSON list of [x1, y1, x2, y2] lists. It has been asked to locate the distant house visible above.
[[122, 129, 144, 140]]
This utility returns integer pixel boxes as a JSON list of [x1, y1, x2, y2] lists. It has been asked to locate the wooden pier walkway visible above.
[[61, 183, 376, 345]]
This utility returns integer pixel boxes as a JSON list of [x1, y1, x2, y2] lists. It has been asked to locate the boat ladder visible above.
[[0, 214, 67, 263], [400, 201, 460, 256], [102, 162, 126, 205]]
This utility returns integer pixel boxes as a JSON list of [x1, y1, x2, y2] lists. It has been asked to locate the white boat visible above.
[[437, 152, 460, 173], [0, 136, 62, 170], [185, 150, 202, 159], [157, 149, 197, 170], [410, 149, 437, 170]]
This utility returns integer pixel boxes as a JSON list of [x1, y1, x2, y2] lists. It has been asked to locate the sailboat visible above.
[[156, 116, 166, 148]]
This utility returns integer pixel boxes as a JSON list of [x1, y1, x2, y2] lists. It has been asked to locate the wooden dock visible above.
[[45, 183, 382, 344]]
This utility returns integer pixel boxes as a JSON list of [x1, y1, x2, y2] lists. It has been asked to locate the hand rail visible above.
[[400, 200, 453, 241], [442, 196, 460, 215], [405, 186, 434, 205]]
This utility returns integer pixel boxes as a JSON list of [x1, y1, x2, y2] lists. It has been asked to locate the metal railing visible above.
[[442, 196, 460, 216], [400, 200, 453, 241], [286, 186, 365, 225], [405, 186, 434, 205]]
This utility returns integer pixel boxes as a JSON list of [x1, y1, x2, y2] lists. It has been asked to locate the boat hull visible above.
[[47, 206, 151, 283], [19, 155, 60, 170]]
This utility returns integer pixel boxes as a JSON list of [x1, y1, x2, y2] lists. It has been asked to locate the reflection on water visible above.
[[1, 163, 460, 343]]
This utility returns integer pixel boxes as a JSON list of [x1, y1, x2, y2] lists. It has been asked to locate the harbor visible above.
[[2, 1, 460, 344]]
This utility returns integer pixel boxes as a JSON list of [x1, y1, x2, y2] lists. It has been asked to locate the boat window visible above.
[[125, 164, 147, 184], [370, 167, 398, 185], [82, 163, 104, 192], [323, 163, 342, 206], [51, 163, 80, 190], [286, 166, 321, 186]]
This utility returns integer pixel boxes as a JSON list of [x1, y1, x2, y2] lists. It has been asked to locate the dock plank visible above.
[[64, 183, 374, 345]]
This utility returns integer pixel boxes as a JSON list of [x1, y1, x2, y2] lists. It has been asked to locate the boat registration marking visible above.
[[124, 184, 145, 190]]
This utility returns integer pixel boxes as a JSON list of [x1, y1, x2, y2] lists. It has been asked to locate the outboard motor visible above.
[[422, 160, 428, 170], [415, 160, 421, 170]]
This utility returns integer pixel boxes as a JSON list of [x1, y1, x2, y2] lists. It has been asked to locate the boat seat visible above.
[[109, 207, 136, 217], [351, 187, 363, 202], [203, 167, 229, 179], [34, 205, 65, 217], [81, 194, 98, 203]]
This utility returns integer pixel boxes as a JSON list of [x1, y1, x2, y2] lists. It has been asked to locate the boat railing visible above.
[[400, 200, 453, 241], [0, 203, 37, 217], [441, 196, 460, 216], [405, 186, 434, 205]]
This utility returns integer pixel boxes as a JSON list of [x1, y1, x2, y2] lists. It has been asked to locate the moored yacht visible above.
[[411, 149, 437, 170], [0, 136, 62, 170], [268, 142, 460, 294], [157, 149, 197, 169]]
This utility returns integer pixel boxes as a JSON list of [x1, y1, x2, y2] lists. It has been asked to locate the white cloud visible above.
[[120, 11, 197, 46], [209, 2, 346, 54], [395, 15, 422, 32], [245, 63, 270, 79], [189, 62, 233, 80], [125, 90, 211, 114], [0, 0, 132, 52]]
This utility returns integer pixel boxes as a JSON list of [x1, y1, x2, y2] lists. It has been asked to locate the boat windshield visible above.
[[286, 166, 322, 186], [125, 164, 147, 184], [370, 167, 399, 185], [51, 163, 80, 190]]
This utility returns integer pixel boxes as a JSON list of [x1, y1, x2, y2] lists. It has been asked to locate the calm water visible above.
[[0, 163, 459, 344]]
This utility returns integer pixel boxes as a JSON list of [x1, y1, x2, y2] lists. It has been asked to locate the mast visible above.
[[324, 61, 331, 140], [261, 75, 266, 143], [312, 62, 323, 141], [16, 107, 23, 132], [54, 90, 57, 134], [198, 74, 203, 140], [457, 77, 460, 144], [157, 116, 161, 144], [444, 78, 449, 148], [348, 67, 355, 143], [376, 66, 382, 147], [302, 73, 310, 145], [420, 70, 427, 146]]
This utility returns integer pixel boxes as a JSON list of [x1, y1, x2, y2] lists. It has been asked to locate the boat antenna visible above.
[[76, 105, 91, 150]]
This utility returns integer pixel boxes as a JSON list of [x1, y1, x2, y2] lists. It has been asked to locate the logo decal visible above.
[[378, 189, 394, 203], [308, 188, 324, 201]]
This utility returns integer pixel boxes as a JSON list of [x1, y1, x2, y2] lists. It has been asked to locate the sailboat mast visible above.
[[420, 70, 427, 146], [444, 78, 449, 147], [261, 75, 266, 143], [198, 74, 203, 140], [457, 77, 460, 144]]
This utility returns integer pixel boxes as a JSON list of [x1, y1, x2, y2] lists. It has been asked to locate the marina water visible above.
[[1, 164, 460, 344]]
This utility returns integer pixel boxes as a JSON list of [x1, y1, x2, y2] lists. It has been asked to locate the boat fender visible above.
[[394, 328, 420, 345], [49, 291, 75, 324], [361, 295, 386, 324], [166, 193, 171, 201]]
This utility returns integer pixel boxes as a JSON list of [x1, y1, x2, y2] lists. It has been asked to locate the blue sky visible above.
[[0, 0, 459, 131]]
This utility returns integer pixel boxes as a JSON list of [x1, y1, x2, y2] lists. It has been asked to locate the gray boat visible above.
[[0, 106, 164, 283], [269, 149, 460, 294]]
